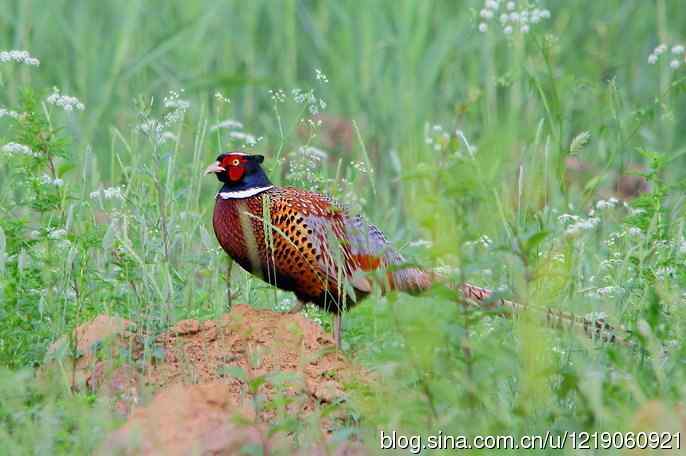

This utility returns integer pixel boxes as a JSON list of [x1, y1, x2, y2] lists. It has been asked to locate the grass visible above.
[[2, 0, 686, 453]]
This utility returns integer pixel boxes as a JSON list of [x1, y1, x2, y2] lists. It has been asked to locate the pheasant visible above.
[[206, 152, 630, 348]]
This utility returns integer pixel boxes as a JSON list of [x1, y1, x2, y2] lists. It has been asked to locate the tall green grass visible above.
[[2, 0, 686, 453]]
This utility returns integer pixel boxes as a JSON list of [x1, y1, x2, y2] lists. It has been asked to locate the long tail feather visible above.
[[459, 283, 634, 346]]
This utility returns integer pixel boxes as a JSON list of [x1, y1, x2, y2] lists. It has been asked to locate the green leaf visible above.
[[248, 375, 267, 394], [524, 230, 549, 254]]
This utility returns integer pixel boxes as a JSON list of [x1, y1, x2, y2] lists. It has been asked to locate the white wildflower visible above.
[[595, 198, 619, 210], [2, 142, 39, 157], [299, 146, 328, 161], [314, 68, 329, 83], [210, 119, 244, 131], [137, 118, 166, 143], [521, 25, 530, 33], [214, 91, 231, 104], [565, 217, 600, 236], [0, 50, 40, 66], [479, 23, 488, 33], [504, 25, 513, 34], [136, 91, 188, 145], [291, 88, 325, 115], [39, 174, 64, 187], [351, 160, 373, 175], [287, 146, 327, 189], [163, 90, 190, 111], [268, 89, 287, 103], [479, 234, 493, 247], [654, 44, 668, 55], [672, 45, 685, 55], [228, 131, 258, 146], [90, 186, 124, 201], [584, 311, 608, 320], [0, 107, 20, 119], [48, 228, 67, 240], [506, 1, 515, 11], [292, 88, 314, 105], [557, 213, 579, 224], [593, 286, 623, 298], [648, 54, 658, 64], [480, 9, 494, 19], [45, 87, 85, 112], [670, 59, 681, 69], [627, 227, 642, 237]]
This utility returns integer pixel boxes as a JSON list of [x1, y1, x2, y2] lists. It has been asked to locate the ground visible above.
[[43, 305, 367, 455]]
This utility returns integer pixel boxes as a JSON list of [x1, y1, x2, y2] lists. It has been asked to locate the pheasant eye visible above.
[[232, 159, 240, 166]]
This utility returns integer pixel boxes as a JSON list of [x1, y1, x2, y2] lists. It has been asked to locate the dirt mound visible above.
[[98, 382, 265, 455], [149, 304, 351, 406], [45, 304, 366, 454]]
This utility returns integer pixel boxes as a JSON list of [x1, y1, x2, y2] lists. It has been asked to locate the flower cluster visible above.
[[595, 197, 620, 211], [39, 174, 64, 187], [47, 228, 67, 240], [45, 87, 85, 112], [314, 68, 329, 83], [350, 160, 374, 175], [292, 88, 327, 116], [210, 119, 244, 131], [214, 91, 231, 104], [136, 90, 189, 145], [287, 146, 328, 190], [463, 234, 493, 250], [0, 107, 20, 119], [90, 186, 125, 201], [0, 50, 40, 66], [161, 90, 189, 123], [424, 123, 451, 152], [228, 131, 260, 147], [268, 89, 287, 104], [1, 142, 40, 158], [648, 43, 685, 69], [558, 213, 600, 237], [478, 0, 551, 35]]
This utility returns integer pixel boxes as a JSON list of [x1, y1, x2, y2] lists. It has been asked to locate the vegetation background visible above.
[[2, 0, 686, 453]]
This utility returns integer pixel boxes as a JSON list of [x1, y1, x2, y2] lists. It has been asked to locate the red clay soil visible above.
[[43, 304, 368, 455]]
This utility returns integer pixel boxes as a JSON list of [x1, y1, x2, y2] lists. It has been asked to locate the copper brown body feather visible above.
[[213, 187, 432, 314]]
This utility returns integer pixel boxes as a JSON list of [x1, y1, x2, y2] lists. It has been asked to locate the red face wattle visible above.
[[220, 154, 248, 181]]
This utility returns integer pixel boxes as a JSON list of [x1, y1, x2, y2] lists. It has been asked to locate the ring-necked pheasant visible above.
[[206, 152, 630, 348]]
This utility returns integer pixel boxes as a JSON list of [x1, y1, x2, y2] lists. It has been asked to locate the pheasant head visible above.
[[205, 152, 273, 197]]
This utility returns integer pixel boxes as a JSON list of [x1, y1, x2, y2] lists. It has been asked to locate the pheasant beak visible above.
[[204, 161, 226, 175]]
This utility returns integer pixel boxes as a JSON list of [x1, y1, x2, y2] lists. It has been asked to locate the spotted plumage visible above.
[[212, 185, 432, 315]]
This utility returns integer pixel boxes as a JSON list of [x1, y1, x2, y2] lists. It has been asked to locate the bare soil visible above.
[[43, 304, 368, 455]]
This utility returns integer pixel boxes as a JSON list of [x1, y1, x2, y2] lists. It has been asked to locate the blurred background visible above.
[[2, 0, 686, 452]]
